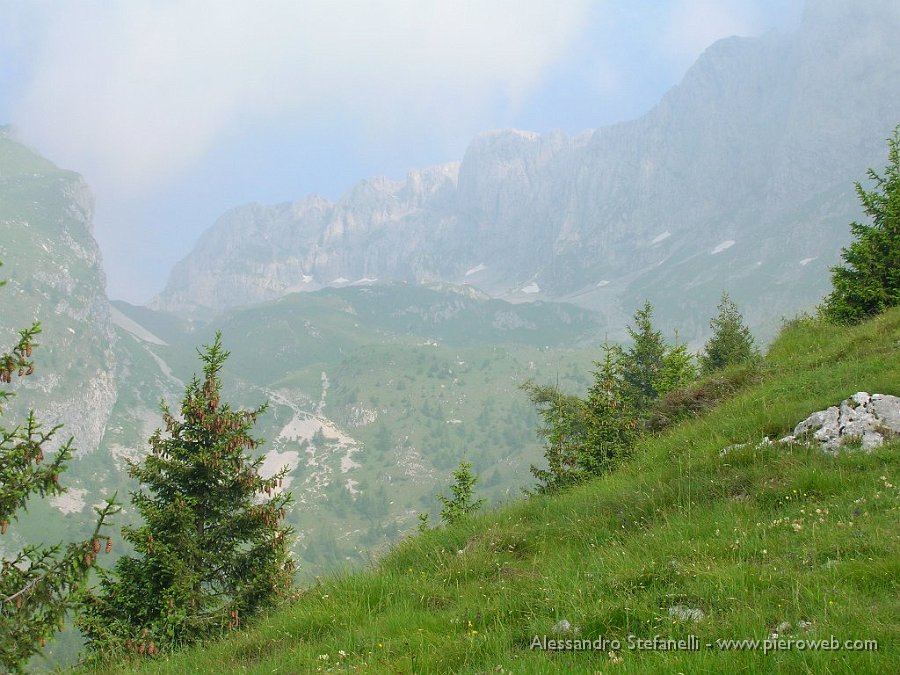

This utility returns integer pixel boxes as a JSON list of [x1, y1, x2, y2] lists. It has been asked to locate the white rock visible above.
[[785, 393, 898, 454], [552, 619, 574, 634], [851, 392, 871, 406], [869, 395, 900, 433], [794, 407, 838, 437], [668, 605, 705, 622], [861, 431, 884, 450]]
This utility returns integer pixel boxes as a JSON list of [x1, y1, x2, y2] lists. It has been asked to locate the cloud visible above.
[[8, 0, 590, 196]]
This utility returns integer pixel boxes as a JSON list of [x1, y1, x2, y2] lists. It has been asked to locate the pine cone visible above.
[[92, 538, 101, 554], [105, 537, 113, 553]]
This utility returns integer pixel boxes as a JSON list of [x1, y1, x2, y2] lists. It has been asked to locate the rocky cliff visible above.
[[154, 0, 900, 340], [0, 128, 117, 456]]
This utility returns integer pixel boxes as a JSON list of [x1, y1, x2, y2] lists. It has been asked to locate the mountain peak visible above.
[[152, 2, 900, 343]]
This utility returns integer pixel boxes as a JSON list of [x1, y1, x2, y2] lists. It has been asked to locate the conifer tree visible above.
[[0, 265, 119, 673], [582, 343, 639, 474], [438, 461, 485, 526], [78, 332, 294, 658], [654, 334, 698, 397], [699, 293, 758, 374], [822, 125, 900, 323], [521, 380, 589, 493], [621, 301, 667, 412]]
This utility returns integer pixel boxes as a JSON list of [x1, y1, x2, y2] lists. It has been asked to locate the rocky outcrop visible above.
[[0, 133, 118, 456], [152, 1, 900, 341], [719, 392, 900, 457], [785, 392, 900, 453]]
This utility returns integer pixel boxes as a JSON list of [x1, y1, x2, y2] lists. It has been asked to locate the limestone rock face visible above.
[[0, 130, 117, 457], [789, 393, 900, 453], [152, 2, 900, 341]]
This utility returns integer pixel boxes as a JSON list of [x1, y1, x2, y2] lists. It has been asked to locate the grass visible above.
[[83, 308, 900, 673]]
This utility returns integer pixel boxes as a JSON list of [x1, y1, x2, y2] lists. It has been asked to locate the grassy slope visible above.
[[99, 309, 899, 674]]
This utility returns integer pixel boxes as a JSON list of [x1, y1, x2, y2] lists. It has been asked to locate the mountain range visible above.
[[152, 0, 900, 341], [2, 2, 900, 666]]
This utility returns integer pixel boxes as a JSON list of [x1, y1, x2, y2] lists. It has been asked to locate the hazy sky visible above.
[[0, 0, 803, 303]]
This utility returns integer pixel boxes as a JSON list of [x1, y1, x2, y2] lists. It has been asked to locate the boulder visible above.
[[869, 394, 900, 434], [790, 393, 898, 453]]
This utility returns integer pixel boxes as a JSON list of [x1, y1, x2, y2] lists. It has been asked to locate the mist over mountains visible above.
[[2, 0, 898, 570], [3, 2, 900, 668], [153, 0, 900, 340]]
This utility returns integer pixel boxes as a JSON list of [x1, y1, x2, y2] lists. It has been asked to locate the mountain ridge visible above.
[[151, 1, 900, 344]]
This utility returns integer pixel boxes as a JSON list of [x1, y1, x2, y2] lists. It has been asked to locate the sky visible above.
[[0, 0, 804, 303]]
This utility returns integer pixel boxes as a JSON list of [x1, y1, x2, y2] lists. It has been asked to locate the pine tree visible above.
[[654, 334, 698, 397], [621, 302, 667, 412], [699, 293, 758, 375], [582, 343, 639, 475], [438, 461, 485, 526], [521, 380, 589, 493], [822, 125, 900, 324], [0, 264, 119, 673], [78, 332, 294, 658]]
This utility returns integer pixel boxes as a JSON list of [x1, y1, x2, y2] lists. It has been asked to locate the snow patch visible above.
[[651, 230, 671, 245], [799, 257, 817, 266], [300, 274, 313, 283], [465, 263, 487, 277], [522, 282, 540, 294], [711, 240, 736, 254], [331, 277, 350, 284], [596, 280, 611, 288], [352, 277, 378, 285]]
